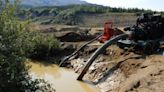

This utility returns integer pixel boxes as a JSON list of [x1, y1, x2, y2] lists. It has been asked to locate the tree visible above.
[[0, 0, 55, 91]]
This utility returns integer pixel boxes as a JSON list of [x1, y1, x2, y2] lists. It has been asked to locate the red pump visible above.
[[99, 21, 114, 43]]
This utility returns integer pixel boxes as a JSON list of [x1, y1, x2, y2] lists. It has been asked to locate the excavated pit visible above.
[[38, 25, 164, 92]]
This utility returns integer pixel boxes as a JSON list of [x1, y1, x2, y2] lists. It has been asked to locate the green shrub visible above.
[[26, 32, 59, 59], [0, 0, 55, 91]]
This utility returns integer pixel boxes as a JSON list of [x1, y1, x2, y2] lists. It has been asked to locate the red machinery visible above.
[[99, 21, 114, 43]]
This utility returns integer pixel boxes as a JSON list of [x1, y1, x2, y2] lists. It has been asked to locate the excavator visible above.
[[59, 12, 164, 81]]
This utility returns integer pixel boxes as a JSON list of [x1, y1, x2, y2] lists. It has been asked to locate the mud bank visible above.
[[36, 25, 164, 92], [68, 45, 164, 92]]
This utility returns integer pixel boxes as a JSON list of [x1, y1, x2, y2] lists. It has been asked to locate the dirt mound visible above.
[[68, 44, 164, 92], [96, 51, 164, 92], [57, 32, 82, 42], [31, 24, 95, 42], [118, 56, 164, 92]]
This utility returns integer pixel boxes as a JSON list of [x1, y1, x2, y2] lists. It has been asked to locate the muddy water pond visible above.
[[27, 61, 99, 92]]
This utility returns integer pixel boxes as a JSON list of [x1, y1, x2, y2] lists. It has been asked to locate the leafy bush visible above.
[[26, 32, 59, 59], [0, 0, 56, 91]]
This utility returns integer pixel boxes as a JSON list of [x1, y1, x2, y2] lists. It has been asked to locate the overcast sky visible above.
[[83, 0, 164, 11]]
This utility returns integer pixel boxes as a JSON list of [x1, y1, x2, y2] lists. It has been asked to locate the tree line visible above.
[[17, 5, 155, 25]]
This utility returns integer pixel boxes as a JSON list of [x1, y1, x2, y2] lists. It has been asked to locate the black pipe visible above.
[[77, 33, 128, 80], [59, 33, 103, 67]]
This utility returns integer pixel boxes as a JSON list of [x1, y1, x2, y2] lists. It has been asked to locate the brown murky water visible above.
[[27, 61, 99, 92]]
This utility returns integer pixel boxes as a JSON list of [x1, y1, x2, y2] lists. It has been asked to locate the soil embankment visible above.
[[70, 44, 164, 92], [37, 25, 164, 92]]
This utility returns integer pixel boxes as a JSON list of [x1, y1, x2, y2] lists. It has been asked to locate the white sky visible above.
[[82, 0, 164, 11]]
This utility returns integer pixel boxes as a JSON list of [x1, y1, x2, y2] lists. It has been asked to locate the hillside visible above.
[[18, 5, 151, 27], [19, 0, 88, 6]]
